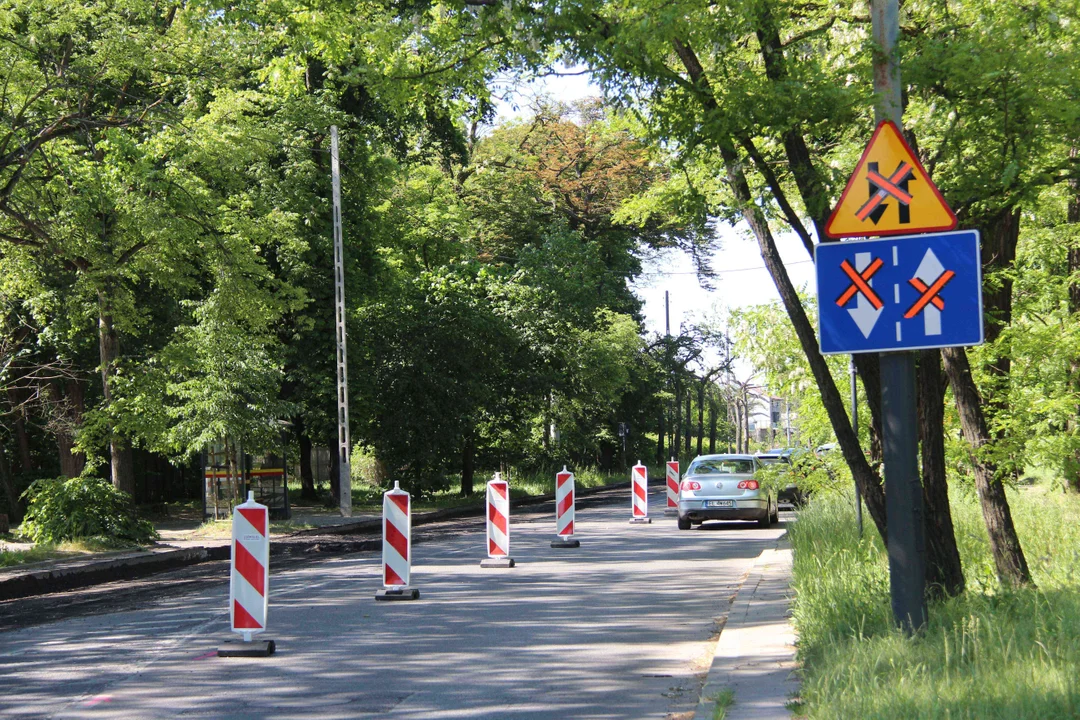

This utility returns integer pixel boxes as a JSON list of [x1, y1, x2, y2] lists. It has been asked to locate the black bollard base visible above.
[[218, 639, 276, 658], [479, 557, 515, 568], [375, 587, 421, 601]]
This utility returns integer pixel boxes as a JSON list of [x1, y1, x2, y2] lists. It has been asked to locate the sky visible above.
[[490, 69, 819, 343]]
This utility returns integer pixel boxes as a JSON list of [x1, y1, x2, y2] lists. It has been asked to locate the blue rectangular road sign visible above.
[[815, 229, 983, 354]]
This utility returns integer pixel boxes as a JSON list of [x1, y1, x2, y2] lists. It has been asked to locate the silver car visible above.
[[676, 454, 779, 530]]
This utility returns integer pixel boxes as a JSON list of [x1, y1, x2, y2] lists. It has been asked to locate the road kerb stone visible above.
[[693, 536, 797, 720]]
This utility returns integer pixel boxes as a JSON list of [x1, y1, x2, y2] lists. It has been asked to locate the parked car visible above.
[[755, 449, 807, 509], [676, 454, 779, 530]]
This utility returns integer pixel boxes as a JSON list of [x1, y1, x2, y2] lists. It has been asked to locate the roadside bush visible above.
[[19, 477, 158, 545]]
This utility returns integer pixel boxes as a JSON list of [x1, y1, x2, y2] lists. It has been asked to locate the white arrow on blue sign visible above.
[[815, 229, 984, 354]]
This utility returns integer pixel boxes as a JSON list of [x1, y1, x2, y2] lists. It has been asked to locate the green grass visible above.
[[0, 537, 140, 568], [789, 485, 1080, 719], [710, 688, 735, 719]]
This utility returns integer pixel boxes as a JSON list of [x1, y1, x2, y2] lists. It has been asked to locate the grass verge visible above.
[[789, 485, 1080, 719], [316, 466, 631, 514], [0, 537, 141, 568]]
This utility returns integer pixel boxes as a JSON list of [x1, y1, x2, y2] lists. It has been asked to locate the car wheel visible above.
[[770, 497, 779, 524], [677, 516, 691, 530], [758, 508, 772, 528]]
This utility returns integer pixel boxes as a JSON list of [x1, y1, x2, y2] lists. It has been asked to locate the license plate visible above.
[[705, 500, 734, 508]]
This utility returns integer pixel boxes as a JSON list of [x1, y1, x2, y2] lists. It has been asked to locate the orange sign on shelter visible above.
[[825, 120, 956, 238]]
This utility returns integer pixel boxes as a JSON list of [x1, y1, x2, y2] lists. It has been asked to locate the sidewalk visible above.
[[694, 535, 798, 720]]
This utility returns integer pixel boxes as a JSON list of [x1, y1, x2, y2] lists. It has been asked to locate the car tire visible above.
[[677, 516, 691, 530], [770, 498, 779, 524], [758, 508, 772, 528]]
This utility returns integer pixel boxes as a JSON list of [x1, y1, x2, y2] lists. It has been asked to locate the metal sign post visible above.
[[330, 126, 351, 518], [871, 0, 926, 634]]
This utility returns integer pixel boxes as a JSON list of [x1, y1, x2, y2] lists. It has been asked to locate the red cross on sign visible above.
[[856, 161, 914, 222], [836, 257, 884, 309], [905, 271, 955, 318]]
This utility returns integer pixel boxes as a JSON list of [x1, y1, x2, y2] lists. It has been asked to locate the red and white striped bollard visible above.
[[551, 466, 580, 548], [376, 481, 420, 601], [220, 491, 275, 657], [481, 473, 515, 568], [665, 459, 680, 515], [629, 461, 651, 524]]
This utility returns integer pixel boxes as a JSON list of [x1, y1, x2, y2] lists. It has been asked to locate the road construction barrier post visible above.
[[219, 491, 276, 657], [376, 481, 420, 601], [551, 466, 580, 548], [665, 459, 680, 515], [629, 461, 651, 524], [481, 473, 515, 568]]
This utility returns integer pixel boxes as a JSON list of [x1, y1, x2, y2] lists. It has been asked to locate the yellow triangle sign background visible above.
[[825, 120, 956, 238]]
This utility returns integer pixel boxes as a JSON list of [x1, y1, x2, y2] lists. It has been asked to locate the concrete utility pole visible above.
[[664, 290, 670, 337], [331, 126, 352, 517], [871, 0, 926, 632]]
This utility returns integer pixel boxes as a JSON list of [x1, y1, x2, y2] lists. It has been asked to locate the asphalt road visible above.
[[0, 492, 787, 720]]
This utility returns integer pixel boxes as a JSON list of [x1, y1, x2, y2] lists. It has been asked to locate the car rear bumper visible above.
[[678, 497, 768, 522]]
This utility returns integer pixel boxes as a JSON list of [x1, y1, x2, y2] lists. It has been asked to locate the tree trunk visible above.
[[55, 379, 86, 478], [542, 392, 551, 453], [460, 433, 476, 497], [1067, 160, 1080, 492], [6, 389, 33, 473], [697, 381, 705, 456], [656, 409, 666, 466], [709, 396, 718, 454], [677, 99, 889, 537], [685, 389, 692, 454], [734, 399, 743, 453], [979, 210, 1021, 471], [673, 382, 682, 462], [917, 349, 964, 597], [853, 356, 885, 464], [97, 293, 135, 496], [328, 437, 340, 505], [743, 393, 751, 452], [0, 440, 21, 523], [942, 346, 1032, 587], [298, 428, 317, 500]]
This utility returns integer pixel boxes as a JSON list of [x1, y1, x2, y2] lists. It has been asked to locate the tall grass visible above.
[[789, 486, 1080, 719]]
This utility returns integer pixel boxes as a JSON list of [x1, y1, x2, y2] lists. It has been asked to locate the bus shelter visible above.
[[202, 439, 291, 521]]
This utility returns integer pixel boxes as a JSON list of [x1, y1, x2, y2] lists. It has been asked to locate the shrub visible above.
[[19, 476, 158, 545]]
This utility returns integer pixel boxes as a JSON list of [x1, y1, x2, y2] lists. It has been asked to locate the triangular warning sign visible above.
[[825, 120, 956, 239]]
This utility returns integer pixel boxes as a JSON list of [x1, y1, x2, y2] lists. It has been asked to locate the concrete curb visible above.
[[0, 480, 637, 601], [694, 535, 797, 720], [0, 547, 225, 602]]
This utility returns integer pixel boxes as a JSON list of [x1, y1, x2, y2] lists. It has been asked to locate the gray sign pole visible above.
[[871, 0, 926, 632], [330, 126, 352, 517]]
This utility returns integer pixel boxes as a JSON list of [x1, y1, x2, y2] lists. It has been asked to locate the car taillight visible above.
[[681, 480, 701, 491], [737, 480, 760, 490]]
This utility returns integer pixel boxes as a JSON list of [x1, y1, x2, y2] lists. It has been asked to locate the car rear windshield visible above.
[[688, 459, 755, 475], [756, 455, 790, 465]]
